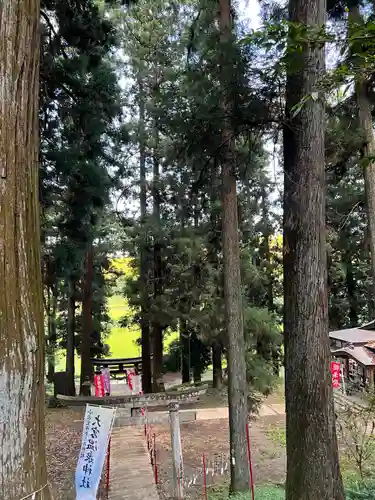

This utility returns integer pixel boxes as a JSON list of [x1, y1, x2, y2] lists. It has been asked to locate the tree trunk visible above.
[[141, 317, 152, 394], [346, 255, 358, 327], [283, 0, 345, 497], [138, 80, 152, 394], [152, 130, 165, 392], [47, 286, 57, 384], [349, 5, 375, 316], [47, 358, 55, 385], [193, 364, 201, 384], [260, 187, 274, 311], [181, 321, 191, 384], [47, 365, 55, 390], [66, 278, 76, 396], [208, 175, 224, 386], [45, 286, 54, 383], [179, 205, 191, 385], [219, 0, 250, 493], [80, 243, 94, 395], [152, 321, 164, 392], [0, 1, 51, 498], [212, 341, 223, 390]]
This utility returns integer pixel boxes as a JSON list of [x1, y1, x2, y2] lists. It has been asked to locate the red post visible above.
[[246, 422, 255, 500], [203, 453, 207, 500], [106, 438, 111, 492], [177, 470, 181, 500], [153, 433, 158, 484], [147, 424, 151, 450]]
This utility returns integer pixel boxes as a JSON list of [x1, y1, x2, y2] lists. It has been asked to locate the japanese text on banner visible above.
[[75, 404, 116, 500], [94, 374, 105, 397], [331, 361, 341, 389]]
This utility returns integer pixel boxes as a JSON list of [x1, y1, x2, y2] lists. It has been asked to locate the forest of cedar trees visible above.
[[2, 0, 375, 499]]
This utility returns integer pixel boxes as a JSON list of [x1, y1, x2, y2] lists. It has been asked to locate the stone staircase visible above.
[[108, 426, 159, 500]]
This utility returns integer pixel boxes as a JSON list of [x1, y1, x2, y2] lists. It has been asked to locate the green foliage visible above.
[[41, 0, 284, 401], [40, 0, 123, 379], [208, 485, 285, 500], [346, 480, 375, 499], [207, 480, 375, 499], [267, 426, 286, 448], [337, 398, 375, 479], [164, 339, 181, 373], [110, 0, 284, 397], [326, 98, 371, 328], [164, 335, 211, 378]]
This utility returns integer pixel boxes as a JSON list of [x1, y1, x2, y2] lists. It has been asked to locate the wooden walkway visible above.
[[108, 426, 159, 500]]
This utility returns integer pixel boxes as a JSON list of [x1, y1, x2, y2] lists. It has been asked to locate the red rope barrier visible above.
[[153, 433, 158, 484], [246, 422, 255, 500], [177, 470, 181, 500], [203, 453, 207, 500], [106, 438, 111, 493]]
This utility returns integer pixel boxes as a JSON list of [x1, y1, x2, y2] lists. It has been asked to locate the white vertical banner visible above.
[[75, 404, 116, 500]]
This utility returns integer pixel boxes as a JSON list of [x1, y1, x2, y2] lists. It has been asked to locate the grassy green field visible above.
[[105, 294, 177, 356], [56, 293, 177, 373], [55, 257, 177, 373], [55, 292, 140, 372], [106, 294, 141, 358]]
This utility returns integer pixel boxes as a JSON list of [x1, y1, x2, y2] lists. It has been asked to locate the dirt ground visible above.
[[153, 415, 286, 500], [45, 383, 286, 500], [46, 407, 83, 499]]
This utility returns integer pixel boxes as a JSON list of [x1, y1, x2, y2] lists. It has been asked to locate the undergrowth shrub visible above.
[[208, 486, 284, 500], [346, 480, 375, 499]]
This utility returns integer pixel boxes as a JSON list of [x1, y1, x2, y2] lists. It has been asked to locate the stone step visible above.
[[108, 427, 159, 500]]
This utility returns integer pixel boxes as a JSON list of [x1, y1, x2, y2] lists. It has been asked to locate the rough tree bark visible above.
[[219, 0, 250, 492], [181, 321, 191, 384], [345, 254, 358, 327], [0, 1, 51, 498], [45, 287, 53, 382], [138, 80, 152, 394], [46, 285, 57, 383], [43, 255, 57, 384], [152, 127, 165, 393], [179, 207, 191, 385], [80, 242, 94, 395], [212, 341, 223, 390], [283, 0, 345, 498], [208, 175, 223, 390], [260, 187, 275, 311], [66, 278, 76, 396], [193, 364, 201, 384], [45, 284, 54, 383]]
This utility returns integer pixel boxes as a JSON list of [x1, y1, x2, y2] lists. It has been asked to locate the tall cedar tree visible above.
[[120, 0, 281, 400], [40, 0, 120, 394], [326, 114, 369, 329], [0, 1, 51, 498], [348, 3, 375, 314], [138, 79, 152, 393], [152, 126, 165, 392], [80, 242, 94, 395], [283, 0, 345, 498], [219, 0, 250, 492]]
